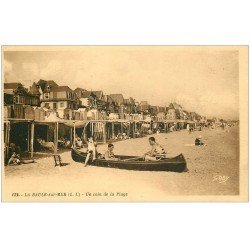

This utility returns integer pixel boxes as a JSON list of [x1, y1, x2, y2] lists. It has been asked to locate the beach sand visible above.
[[3, 126, 240, 202]]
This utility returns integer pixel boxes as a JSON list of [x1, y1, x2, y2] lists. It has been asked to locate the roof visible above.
[[4, 89, 15, 94], [4, 82, 22, 90], [109, 94, 124, 105], [75, 87, 87, 92], [4, 82, 35, 96], [80, 91, 94, 98], [62, 120, 89, 128], [37, 79, 58, 92], [74, 87, 87, 97], [29, 82, 40, 95], [170, 102, 182, 110], [54, 85, 73, 92], [104, 95, 114, 103]]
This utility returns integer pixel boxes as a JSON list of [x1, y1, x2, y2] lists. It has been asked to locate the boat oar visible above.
[[122, 157, 142, 162]]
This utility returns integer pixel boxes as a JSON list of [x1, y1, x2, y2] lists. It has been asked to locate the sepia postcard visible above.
[[1, 46, 248, 202]]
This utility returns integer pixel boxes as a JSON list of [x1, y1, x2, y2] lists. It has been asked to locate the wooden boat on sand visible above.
[[71, 148, 187, 172]]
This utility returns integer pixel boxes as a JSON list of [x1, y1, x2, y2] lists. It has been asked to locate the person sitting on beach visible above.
[[84, 137, 97, 167], [7, 143, 21, 165], [122, 133, 129, 140], [64, 139, 71, 148], [37, 138, 55, 151], [115, 133, 122, 140], [135, 129, 140, 138], [143, 137, 167, 161], [74, 134, 83, 148], [58, 137, 65, 148], [8, 152, 21, 165], [147, 129, 153, 135], [195, 135, 205, 146], [104, 144, 119, 161]]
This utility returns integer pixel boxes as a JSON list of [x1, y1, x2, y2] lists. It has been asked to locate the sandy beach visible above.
[[3, 126, 240, 201]]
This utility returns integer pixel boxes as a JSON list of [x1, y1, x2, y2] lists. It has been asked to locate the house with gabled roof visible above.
[[34, 79, 77, 119], [169, 102, 183, 110], [75, 89, 106, 110], [124, 98, 133, 114], [4, 82, 40, 106], [109, 94, 124, 105], [92, 91, 103, 100], [150, 106, 158, 116], [76, 90, 99, 109], [91, 90, 106, 110], [138, 101, 150, 114], [109, 94, 125, 118], [104, 95, 116, 114], [182, 110, 190, 120], [124, 97, 136, 114], [189, 112, 198, 121], [166, 102, 184, 120], [4, 82, 40, 119], [74, 87, 87, 96]]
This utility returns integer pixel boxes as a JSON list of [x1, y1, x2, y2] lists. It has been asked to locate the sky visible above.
[[3, 46, 239, 120]]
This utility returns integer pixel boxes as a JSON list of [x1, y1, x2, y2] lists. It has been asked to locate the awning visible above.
[[62, 120, 89, 128], [5, 118, 33, 124]]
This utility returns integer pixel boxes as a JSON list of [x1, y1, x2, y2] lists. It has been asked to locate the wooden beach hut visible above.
[[4, 118, 33, 161]]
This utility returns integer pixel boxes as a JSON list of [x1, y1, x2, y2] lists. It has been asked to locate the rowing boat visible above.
[[71, 148, 187, 172]]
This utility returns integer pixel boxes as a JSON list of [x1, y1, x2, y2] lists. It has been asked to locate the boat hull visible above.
[[71, 148, 187, 172]]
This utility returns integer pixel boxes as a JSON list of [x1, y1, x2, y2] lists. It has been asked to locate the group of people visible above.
[[115, 133, 129, 140], [82, 136, 167, 166], [104, 137, 166, 162]]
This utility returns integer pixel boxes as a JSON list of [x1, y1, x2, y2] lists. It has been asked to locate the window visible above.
[[45, 103, 50, 109], [44, 93, 50, 99], [53, 103, 57, 109], [15, 95, 25, 104], [60, 102, 64, 108]]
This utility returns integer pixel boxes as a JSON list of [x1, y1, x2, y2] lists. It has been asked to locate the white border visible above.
[[0, 1, 249, 250]]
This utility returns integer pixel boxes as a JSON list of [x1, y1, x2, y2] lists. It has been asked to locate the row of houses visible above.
[[3, 79, 206, 122]]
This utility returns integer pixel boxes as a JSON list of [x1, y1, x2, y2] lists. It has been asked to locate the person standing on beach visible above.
[[84, 137, 97, 167]]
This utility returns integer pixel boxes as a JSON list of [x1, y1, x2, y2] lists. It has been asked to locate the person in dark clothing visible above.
[[195, 135, 205, 146], [8, 143, 21, 165]]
